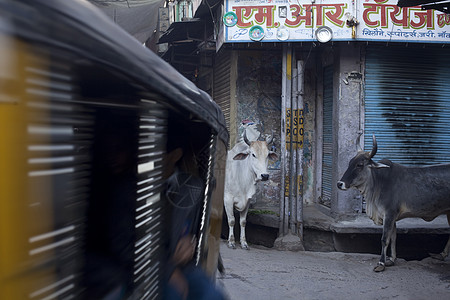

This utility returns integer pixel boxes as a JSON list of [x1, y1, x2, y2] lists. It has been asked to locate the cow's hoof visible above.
[[227, 242, 236, 249], [429, 253, 445, 261], [373, 263, 385, 272], [385, 258, 395, 267], [241, 243, 249, 250]]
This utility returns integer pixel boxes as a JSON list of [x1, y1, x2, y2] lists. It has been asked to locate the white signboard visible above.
[[222, 0, 450, 43]]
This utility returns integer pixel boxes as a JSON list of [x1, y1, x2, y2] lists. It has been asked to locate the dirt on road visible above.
[[217, 241, 450, 300]]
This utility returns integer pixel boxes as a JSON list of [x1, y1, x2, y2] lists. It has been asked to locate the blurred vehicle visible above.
[[0, 0, 228, 299]]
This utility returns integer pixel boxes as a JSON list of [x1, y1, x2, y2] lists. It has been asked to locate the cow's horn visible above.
[[368, 134, 377, 158], [356, 131, 363, 152], [243, 130, 251, 146], [266, 130, 274, 144]]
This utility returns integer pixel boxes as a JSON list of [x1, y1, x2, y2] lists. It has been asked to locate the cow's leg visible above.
[[430, 212, 450, 261], [239, 202, 251, 250], [374, 215, 396, 272], [224, 199, 236, 249], [385, 222, 397, 267]]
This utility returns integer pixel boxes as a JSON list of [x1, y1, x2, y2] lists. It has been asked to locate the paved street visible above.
[[217, 241, 450, 300]]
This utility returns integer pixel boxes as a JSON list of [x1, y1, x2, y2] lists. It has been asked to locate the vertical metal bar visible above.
[[290, 53, 297, 235], [279, 45, 287, 237], [195, 135, 215, 266], [285, 45, 292, 236], [280, 44, 291, 237], [296, 60, 305, 240]]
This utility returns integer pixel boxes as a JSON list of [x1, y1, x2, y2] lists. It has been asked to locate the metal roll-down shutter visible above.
[[364, 45, 450, 166]]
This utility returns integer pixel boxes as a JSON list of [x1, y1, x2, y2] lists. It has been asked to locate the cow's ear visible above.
[[233, 153, 249, 160], [369, 162, 390, 169], [268, 152, 278, 161]]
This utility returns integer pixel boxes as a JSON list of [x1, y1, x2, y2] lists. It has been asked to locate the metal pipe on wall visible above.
[[290, 54, 298, 235], [280, 46, 305, 240], [280, 44, 292, 237], [296, 60, 305, 240]]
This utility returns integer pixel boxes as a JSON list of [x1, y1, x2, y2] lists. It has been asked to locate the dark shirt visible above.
[[164, 170, 204, 276]]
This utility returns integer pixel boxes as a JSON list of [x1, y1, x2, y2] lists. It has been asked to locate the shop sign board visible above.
[[221, 0, 450, 43]]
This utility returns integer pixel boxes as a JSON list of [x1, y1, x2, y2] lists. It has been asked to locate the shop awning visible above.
[[158, 19, 204, 44]]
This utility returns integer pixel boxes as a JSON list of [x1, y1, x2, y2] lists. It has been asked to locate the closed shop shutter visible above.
[[364, 45, 450, 166], [213, 49, 231, 141], [321, 65, 334, 207]]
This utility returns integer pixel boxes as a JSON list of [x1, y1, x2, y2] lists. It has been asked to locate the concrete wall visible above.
[[299, 51, 317, 205], [332, 43, 364, 215], [234, 49, 282, 211]]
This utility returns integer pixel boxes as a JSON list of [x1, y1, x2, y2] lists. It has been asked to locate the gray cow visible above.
[[337, 135, 450, 272]]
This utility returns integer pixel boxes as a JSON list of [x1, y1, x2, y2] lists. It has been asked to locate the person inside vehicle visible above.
[[162, 117, 225, 300]]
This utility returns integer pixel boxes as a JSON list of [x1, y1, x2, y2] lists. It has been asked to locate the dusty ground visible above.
[[217, 241, 450, 300]]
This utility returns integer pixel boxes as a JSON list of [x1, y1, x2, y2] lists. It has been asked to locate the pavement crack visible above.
[[221, 273, 251, 283]]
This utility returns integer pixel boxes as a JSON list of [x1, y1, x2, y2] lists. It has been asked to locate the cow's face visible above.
[[337, 134, 389, 190], [337, 152, 374, 190], [233, 141, 278, 182]]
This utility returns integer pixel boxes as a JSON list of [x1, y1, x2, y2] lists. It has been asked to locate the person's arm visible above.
[[171, 235, 196, 266], [168, 235, 196, 299]]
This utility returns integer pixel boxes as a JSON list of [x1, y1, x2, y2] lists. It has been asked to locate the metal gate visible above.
[[364, 45, 450, 166]]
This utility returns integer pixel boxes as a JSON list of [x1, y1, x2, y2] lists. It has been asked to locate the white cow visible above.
[[224, 131, 277, 249]]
